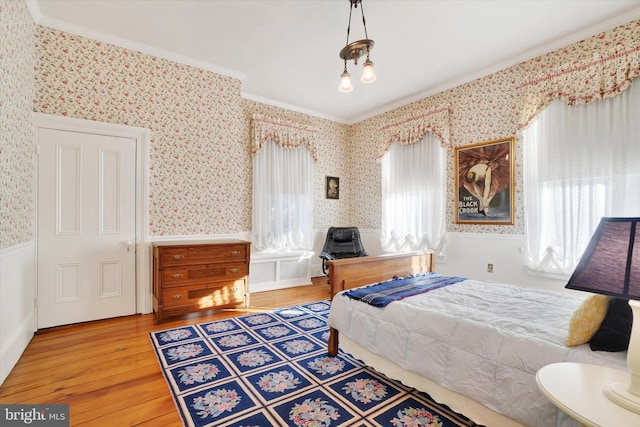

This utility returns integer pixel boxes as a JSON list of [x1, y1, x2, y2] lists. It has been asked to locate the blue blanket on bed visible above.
[[343, 273, 466, 307]]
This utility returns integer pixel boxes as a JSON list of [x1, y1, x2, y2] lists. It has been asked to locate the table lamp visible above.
[[565, 217, 640, 414]]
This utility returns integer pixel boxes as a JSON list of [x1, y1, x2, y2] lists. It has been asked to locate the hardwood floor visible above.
[[0, 278, 331, 426]]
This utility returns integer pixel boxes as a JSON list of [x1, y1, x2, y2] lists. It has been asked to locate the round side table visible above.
[[536, 362, 640, 427]]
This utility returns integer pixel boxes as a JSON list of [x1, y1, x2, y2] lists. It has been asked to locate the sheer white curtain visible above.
[[252, 140, 314, 251], [381, 132, 446, 253], [523, 81, 640, 274]]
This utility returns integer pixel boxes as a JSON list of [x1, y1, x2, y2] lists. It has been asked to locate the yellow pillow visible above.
[[565, 294, 611, 346]]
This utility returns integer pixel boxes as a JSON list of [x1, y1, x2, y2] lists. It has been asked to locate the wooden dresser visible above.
[[152, 240, 251, 323]]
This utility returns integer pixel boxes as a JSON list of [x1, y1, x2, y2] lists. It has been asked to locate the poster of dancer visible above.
[[455, 137, 514, 225]]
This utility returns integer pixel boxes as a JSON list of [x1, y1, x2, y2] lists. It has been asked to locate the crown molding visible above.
[[346, 6, 640, 125], [25, 1, 640, 126], [25, 0, 245, 81]]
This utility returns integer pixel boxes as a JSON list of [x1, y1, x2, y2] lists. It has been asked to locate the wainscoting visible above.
[[250, 250, 314, 293], [0, 241, 36, 385]]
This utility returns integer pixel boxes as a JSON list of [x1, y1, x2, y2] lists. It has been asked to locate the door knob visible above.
[[125, 240, 135, 252]]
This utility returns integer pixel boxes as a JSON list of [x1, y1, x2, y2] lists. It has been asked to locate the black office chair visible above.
[[319, 227, 368, 275]]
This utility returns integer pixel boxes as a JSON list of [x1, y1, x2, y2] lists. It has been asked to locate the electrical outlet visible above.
[[487, 263, 494, 273]]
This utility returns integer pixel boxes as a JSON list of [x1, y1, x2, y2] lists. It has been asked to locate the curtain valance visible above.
[[251, 114, 318, 161], [378, 105, 451, 160], [517, 44, 640, 129]]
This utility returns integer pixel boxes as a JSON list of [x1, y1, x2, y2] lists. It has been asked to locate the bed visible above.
[[326, 252, 628, 427]]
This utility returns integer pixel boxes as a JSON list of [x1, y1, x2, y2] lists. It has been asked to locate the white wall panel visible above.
[[0, 242, 36, 386], [250, 261, 276, 283], [250, 251, 312, 293], [280, 259, 308, 281]]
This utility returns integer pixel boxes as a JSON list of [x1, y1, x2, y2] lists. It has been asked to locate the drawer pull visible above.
[[171, 273, 184, 279], [230, 250, 241, 256], [230, 287, 238, 292], [172, 295, 183, 300], [229, 268, 239, 274], [172, 254, 184, 260]]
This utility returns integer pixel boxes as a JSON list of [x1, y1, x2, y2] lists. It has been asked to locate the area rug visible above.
[[149, 300, 482, 427]]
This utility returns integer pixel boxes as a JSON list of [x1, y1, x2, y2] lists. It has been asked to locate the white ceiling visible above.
[[29, 0, 640, 124]]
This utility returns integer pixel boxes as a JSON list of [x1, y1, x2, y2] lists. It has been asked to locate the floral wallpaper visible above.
[[33, 28, 352, 237], [351, 66, 521, 233], [2, 2, 638, 248], [352, 19, 640, 234], [516, 34, 640, 129], [242, 100, 352, 231], [35, 28, 253, 236], [0, 0, 36, 249]]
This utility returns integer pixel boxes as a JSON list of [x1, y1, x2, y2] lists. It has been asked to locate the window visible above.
[[381, 132, 446, 253], [522, 81, 640, 274], [252, 140, 313, 251]]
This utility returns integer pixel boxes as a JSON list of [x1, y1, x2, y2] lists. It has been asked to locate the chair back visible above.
[[319, 227, 368, 274]]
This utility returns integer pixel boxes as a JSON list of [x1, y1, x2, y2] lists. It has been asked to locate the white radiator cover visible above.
[[250, 251, 314, 292]]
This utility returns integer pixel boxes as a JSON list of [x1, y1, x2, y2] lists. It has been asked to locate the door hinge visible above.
[[34, 297, 39, 309], [35, 145, 40, 155]]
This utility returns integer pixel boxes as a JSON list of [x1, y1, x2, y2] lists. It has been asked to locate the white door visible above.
[[37, 128, 137, 328]]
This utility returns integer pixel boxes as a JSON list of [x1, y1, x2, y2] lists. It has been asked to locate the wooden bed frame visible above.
[[324, 251, 525, 427], [326, 252, 434, 356]]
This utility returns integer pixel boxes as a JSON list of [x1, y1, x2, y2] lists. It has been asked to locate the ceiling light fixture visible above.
[[338, 0, 376, 93]]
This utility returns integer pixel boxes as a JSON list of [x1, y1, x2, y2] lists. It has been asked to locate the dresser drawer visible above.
[[162, 280, 246, 308], [160, 244, 248, 266], [152, 240, 250, 322], [161, 262, 248, 285]]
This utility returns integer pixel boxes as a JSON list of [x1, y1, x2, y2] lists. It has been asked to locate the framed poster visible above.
[[325, 176, 339, 199], [455, 137, 514, 225]]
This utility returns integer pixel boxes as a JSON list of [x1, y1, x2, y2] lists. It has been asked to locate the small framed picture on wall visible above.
[[326, 176, 339, 199], [454, 137, 514, 225]]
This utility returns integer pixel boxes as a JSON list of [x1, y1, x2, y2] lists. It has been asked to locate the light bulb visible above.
[[361, 59, 376, 84], [338, 70, 353, 93]]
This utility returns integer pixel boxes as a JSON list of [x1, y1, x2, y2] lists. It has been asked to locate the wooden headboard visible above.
[[327, 252, 434, 299], [326, 251, 434, 356]]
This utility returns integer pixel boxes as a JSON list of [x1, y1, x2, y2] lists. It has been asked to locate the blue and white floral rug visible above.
[[149, 300, 480, 427]]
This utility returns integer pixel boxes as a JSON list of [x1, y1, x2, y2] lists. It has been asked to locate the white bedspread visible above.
[[328, 279, 628, 427]]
